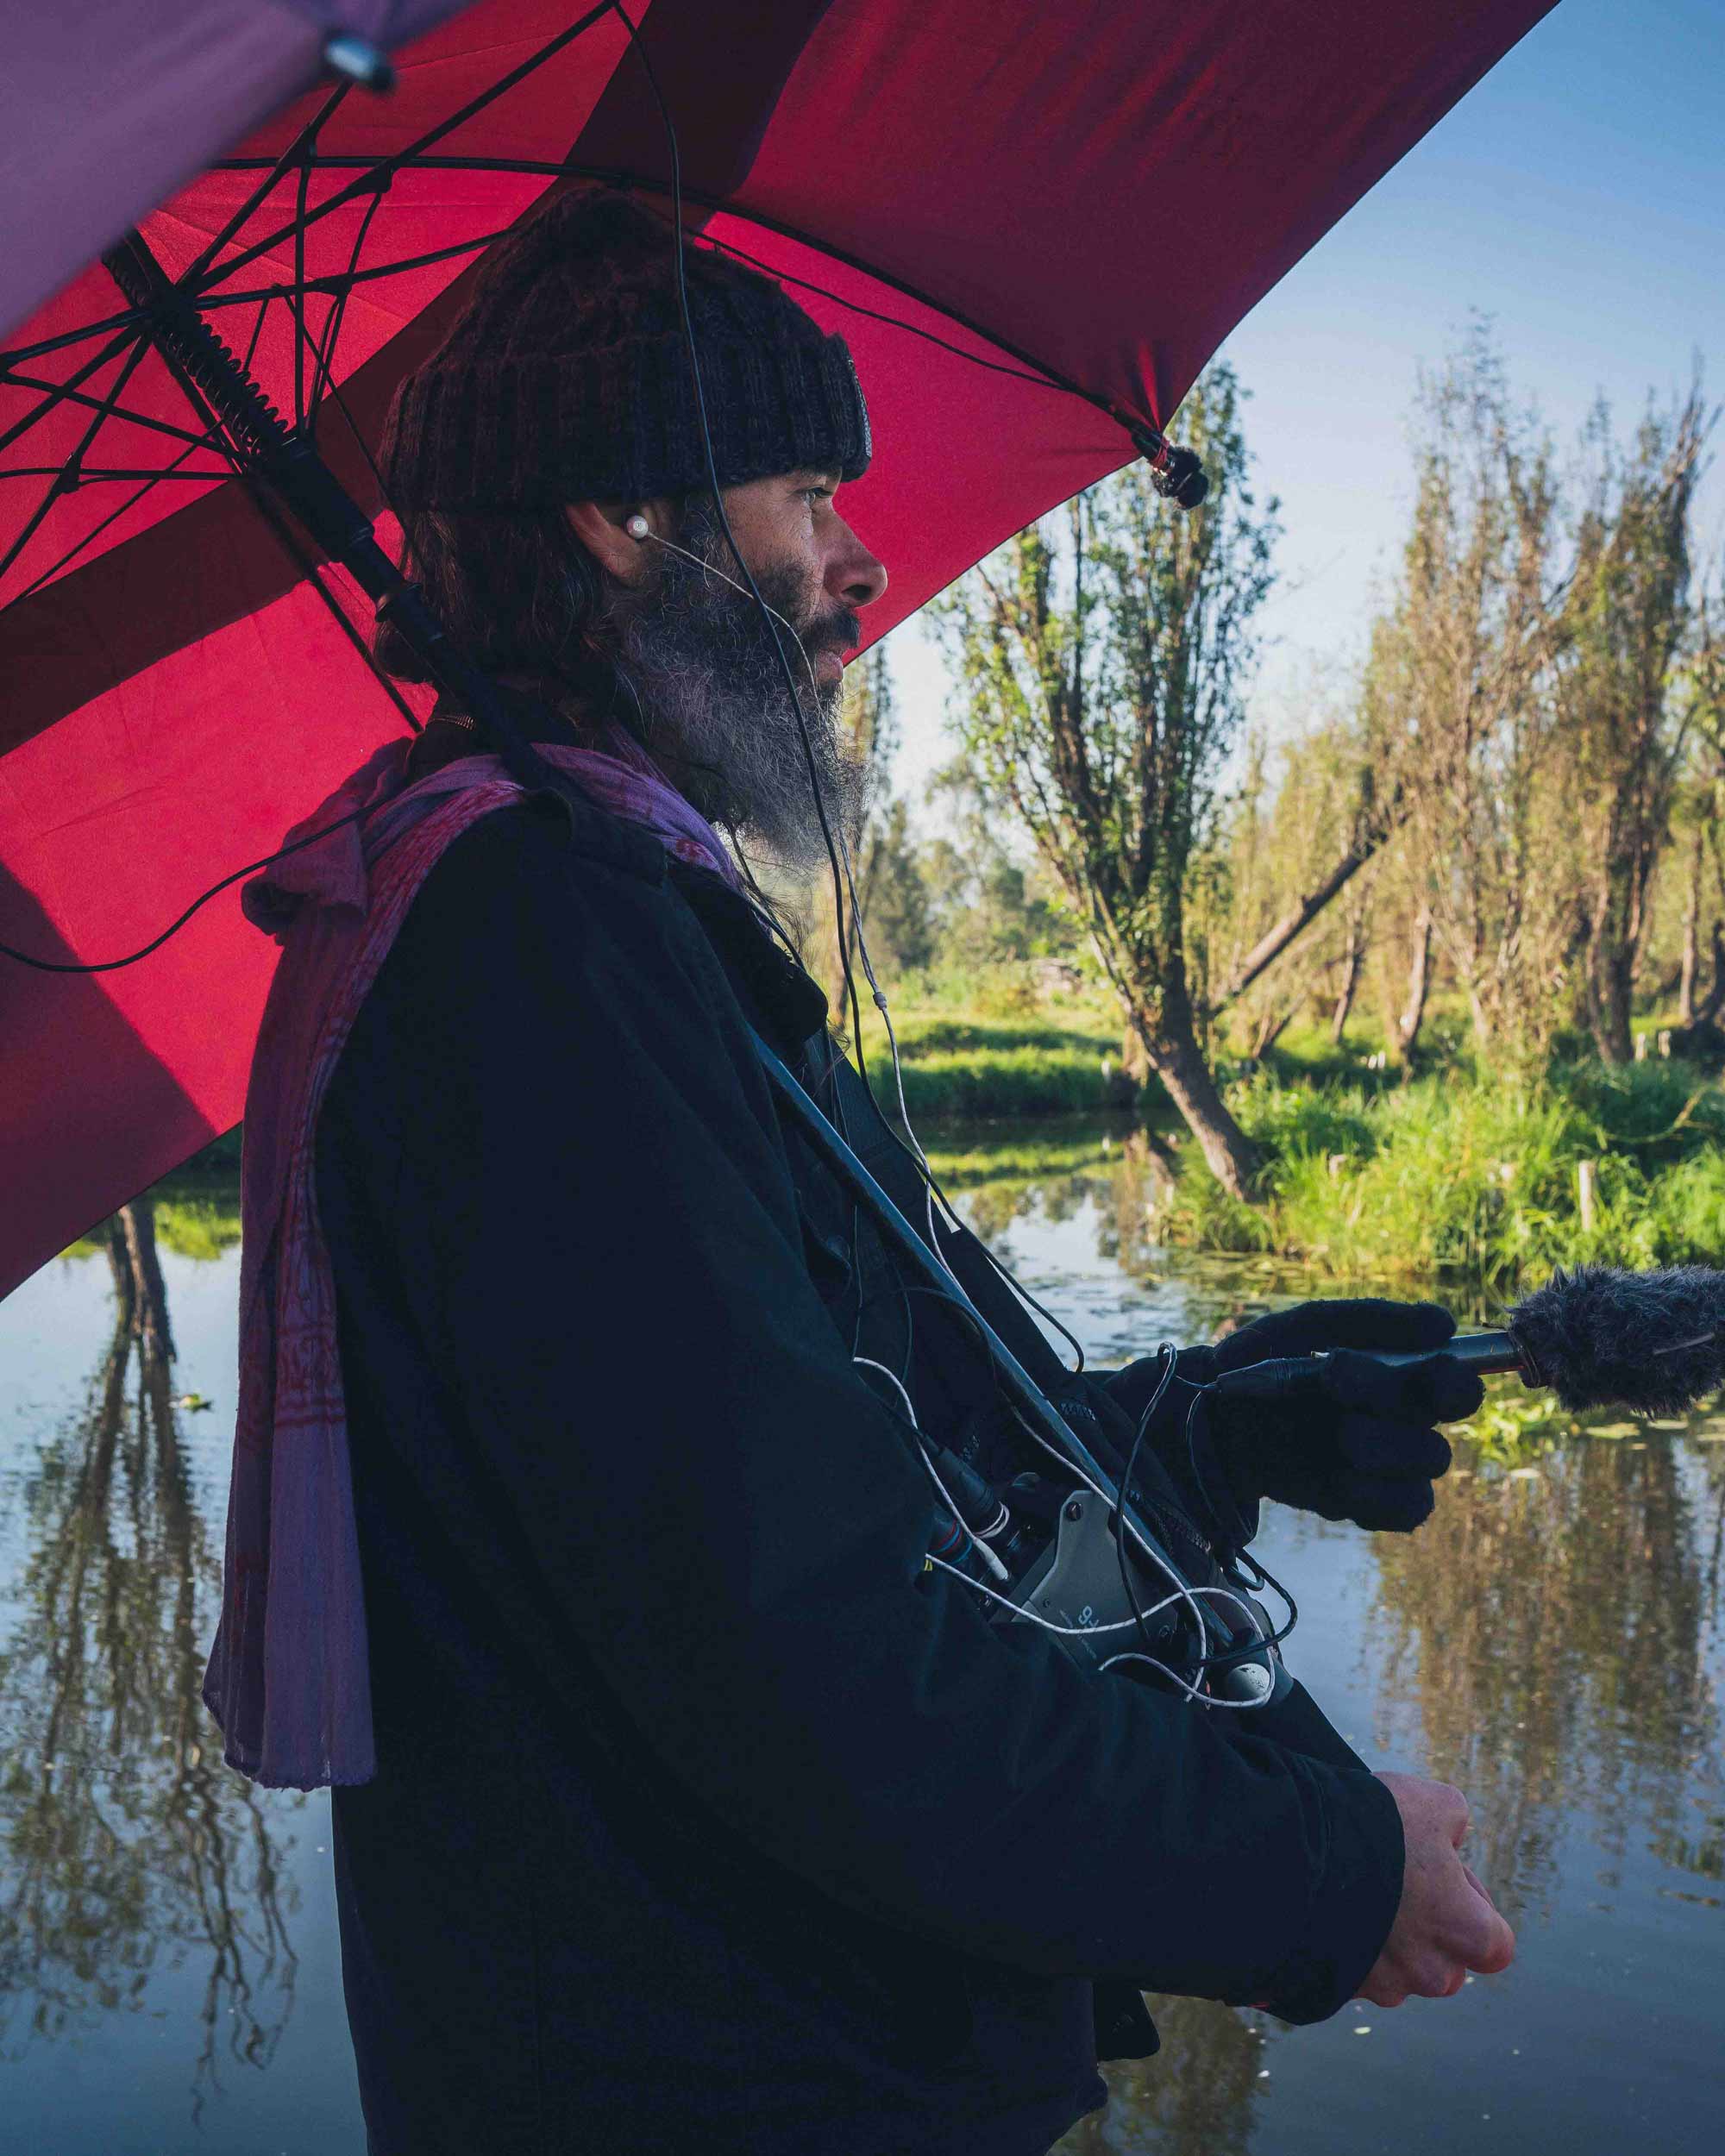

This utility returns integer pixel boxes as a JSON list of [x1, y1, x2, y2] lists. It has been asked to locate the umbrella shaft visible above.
[[103, 227, 559, 795]]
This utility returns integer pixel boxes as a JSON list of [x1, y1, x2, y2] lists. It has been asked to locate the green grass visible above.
[[153, 1189, 242, 1261], [1155, 1056, 1725, 1291], [860, 1001, 1130, 1118]]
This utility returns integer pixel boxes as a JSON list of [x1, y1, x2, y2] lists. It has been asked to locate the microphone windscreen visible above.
[[1508, 1263, 1725, 1415]]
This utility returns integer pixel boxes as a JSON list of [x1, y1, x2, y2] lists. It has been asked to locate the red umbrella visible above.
[[0, 0, 1555, 1298]]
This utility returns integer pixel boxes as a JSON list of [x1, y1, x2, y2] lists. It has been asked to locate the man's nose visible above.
[[825, 515, 888, 612]]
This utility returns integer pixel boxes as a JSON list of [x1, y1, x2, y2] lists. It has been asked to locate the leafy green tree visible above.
[[1371, 329, 1571, 1066], [1558, 384, 1712, 1061], [813, 643, 939, 1002], [932, 365, 1277, 1195], [857, 795, 936, 973]]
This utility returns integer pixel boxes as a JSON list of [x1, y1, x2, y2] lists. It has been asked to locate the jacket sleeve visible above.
[[324, 808, 1402, 2015]]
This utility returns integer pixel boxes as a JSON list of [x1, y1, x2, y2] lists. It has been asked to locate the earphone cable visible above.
[[610, 3, 874, 1091]]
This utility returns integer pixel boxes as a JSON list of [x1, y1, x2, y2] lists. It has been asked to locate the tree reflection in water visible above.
[[0, 1201, 298, 2118], [1371, 1432, 1725, 1921], [1057, 1994, 1269, 2155], [959, 1138, 1725, 2153]]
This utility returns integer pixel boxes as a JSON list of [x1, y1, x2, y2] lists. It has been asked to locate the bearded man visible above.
[[207, 186, 1511, 2156]]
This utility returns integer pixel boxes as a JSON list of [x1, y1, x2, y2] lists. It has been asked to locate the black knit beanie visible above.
[[380, 186, 872, 512]]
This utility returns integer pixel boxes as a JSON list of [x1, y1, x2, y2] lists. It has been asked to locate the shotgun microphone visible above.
[[1211, 1264, 1725, 1418]]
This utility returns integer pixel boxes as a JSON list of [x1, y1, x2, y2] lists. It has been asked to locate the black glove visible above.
[[1191, 1298, 1485, 1533]]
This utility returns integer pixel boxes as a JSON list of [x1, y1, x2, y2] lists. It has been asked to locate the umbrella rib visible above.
[[1, 371, 222, 452], [292, 141, 313, 431], [190, 3, 614, 298], [696, 230, 1063, 393], [0, 329, 154, 592], [0, 323, 147, 458], [0, 305, 154, 372], [207, 154, 1121, 424], [0, 467, 228, 482], [304, 181, 391, 430], [181, 80, 353, 294], [3, 294, 272, 608], [194, 229, 511, 315]]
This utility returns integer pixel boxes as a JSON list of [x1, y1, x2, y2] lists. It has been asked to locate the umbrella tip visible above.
[[1129, 426, 1208, 511], [323, 33, 396, 95]]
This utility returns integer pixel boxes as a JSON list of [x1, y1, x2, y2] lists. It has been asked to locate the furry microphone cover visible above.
[[1507, 1264, 1725, 1416]]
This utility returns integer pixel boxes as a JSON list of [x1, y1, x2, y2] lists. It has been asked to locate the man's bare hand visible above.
[[1359, 1773, 1515, 2007]]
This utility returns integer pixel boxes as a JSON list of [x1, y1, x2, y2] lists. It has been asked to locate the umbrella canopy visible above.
[[0, 0, 1555, 1297]]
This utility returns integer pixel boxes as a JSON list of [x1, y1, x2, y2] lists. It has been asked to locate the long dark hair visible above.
[[373, 504, 619, 704]]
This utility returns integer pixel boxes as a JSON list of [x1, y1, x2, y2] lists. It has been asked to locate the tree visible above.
[[1196, 698, 1397, 1054], [1660, 594, 1725, 1053], [1373, 329, 1571, 1066], [1558, 384, 1711, 1061], [1201, 696, 1411, 1022], [933, 364, 1277, 1195], [817, 642, 904, 1015], [856, 795, 936, 974]]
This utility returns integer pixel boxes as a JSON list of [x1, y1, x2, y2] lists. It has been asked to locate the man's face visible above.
[[577, 470, 888, 872], [714, 467, 888, 699]]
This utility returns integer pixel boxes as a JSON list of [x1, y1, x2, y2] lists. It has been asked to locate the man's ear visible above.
[[564, 498, 671, 586]]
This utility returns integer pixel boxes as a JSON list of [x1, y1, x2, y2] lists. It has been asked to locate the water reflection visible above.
[[0, 1202, 298, 2115], [1059, 1996, 1268, 2156], [1372, 1433, 1725, 1921], [2, 1138, 1722, 2153], [943, 1126, 1725, 2156]]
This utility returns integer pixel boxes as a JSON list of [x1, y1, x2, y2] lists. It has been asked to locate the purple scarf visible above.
[[202, 728, 737, 1789]]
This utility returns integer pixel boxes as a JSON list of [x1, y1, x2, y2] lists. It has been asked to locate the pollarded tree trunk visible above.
[[1248, 1003, 1295, 1062], [1330, 918, 1364, 1046], [1396, 904, 1433, 1056], [1126, 978, 1260, 1198], [1679, 827, 1703, 1024], [1584, 877, 1637, 1065]]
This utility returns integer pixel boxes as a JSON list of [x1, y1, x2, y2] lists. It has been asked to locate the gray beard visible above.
[[602, 513, 862, 876]]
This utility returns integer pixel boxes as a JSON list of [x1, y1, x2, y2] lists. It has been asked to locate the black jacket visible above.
[[314, 767, 1402, 2156]]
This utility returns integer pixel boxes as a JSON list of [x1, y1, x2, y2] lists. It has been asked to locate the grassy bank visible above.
[[109, 977, 1725, 1301], [856, 968, 1132, 1118], [857, 968, 1725, 1291], [1150, 1055, 1725, 1290], [862, 1011, 1128, 1117]]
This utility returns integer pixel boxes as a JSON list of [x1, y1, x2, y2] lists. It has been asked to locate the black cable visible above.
[[1113, 1344, 1181, 1661], [896, 1275, 1246, 1684], [1174, 1385, 1298, 1672], [1232, 1549, 1298, 1647], [0, 800, 384, 973], [884, 1136, 1087, 1375], [607, 3, 874, 1094]]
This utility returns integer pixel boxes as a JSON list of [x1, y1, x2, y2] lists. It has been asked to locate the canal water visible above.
[[2, 1127, 1722, 2154]]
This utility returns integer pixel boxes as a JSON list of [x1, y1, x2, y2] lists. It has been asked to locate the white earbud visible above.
[[624, 513, 650, 540]]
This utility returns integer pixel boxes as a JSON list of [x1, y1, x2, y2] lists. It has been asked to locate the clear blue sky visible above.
[[883, 0, 1725, 800]]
